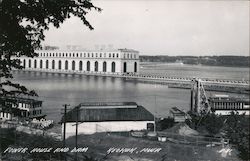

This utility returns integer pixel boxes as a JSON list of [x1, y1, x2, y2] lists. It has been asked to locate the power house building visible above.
[[19, 48, 140, 75]]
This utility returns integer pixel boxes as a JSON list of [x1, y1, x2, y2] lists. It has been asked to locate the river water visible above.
[[12, 63, 249, 123]]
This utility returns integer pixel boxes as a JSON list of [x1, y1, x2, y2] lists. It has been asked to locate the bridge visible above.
[[14, 69, 249, 93]]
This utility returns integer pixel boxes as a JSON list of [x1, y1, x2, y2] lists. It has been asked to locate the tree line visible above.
[[140, 55, 249, 67]]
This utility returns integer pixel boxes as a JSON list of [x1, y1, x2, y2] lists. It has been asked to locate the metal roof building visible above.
[[64, 102, 154, 122], [62, 102, 155, 138]]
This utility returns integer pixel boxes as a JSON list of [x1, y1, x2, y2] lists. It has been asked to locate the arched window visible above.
[[58, 60, 62, 70], [65, 60, 68, 70], [23, 59, 26, 68], [111, 62, 115, 72], [116, 53, 119, 58], [103, 61, 107, 72], [134, 62, 137, 73], [72, 61, 75, 70], [34, 60, 37, 68], [40, 60, 43, 68], [87, 61, 90, 71], [79, 61, 83, 71], [52, 60, 55, 69], [29, 59, 31, 68], [123, 62, 127, 73], [46, 60, 49, 69], [94, 61, 98, 72]]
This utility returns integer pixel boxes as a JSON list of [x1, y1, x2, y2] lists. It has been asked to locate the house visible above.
[[62, 102, 155, 138], [0, 96, 46, 120], [170, 107, 190, 122]]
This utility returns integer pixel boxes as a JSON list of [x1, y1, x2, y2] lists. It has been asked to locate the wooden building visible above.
[[62, 102, 155, 138], [170, 107, 190, 122], [0, 96, 45, 120]]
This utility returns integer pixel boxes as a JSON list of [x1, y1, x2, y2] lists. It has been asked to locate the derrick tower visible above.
[[190, 78, 211, 115]]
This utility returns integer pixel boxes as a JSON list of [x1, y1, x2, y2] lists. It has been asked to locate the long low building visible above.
[[209, 95, 250, 115], [62, 102, 155, 138], [17, 48, 140, 75]]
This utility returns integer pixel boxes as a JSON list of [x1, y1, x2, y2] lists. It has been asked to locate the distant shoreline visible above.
[[139, 61, 250, 69], [139, 55, 250, 68]]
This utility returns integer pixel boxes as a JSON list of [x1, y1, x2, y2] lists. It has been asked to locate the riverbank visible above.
[[0, 129, 240, 161]]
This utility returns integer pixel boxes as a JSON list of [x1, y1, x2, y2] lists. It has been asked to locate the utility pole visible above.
[[154, 95, 157, 133], [62, 104, 70, 161], [63, 104, 70, 147], [75, 106, 79, 161]]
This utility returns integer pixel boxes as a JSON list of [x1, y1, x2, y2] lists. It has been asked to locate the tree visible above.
[[188, 111, 250, 160], [223, 112, 250, 160], [0, 0, 101, 101]]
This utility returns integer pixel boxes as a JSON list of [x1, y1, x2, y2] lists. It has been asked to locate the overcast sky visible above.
[[43, 0, 249, 56]]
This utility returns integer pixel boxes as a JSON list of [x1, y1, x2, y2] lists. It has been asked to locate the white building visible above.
[[209, 95, 250, 115], [0, 96, 45, 121], [18, 48, 140, 75], [62, 102, 155, 138]]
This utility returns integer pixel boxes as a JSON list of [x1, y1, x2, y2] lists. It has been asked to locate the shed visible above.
[[62, 102, 155, 138]]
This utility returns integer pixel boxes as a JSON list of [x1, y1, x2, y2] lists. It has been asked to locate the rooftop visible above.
[[63, 102, 154, 122], [209, 96, 250, 103], [35, 48, 139, 53], [0, 96, 42, 104]]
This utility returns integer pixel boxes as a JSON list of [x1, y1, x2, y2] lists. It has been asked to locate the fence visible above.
[[157, 131, 229, 147]]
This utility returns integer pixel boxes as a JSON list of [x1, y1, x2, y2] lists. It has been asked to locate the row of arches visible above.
[[23, 59, 117, 72]]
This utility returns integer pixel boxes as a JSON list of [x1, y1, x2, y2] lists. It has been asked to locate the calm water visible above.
[[140, 63, 249, 81], [12, 63, 249, 123]]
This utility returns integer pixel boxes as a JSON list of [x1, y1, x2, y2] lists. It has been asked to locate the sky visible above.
[[43, 0, 250, 56]]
